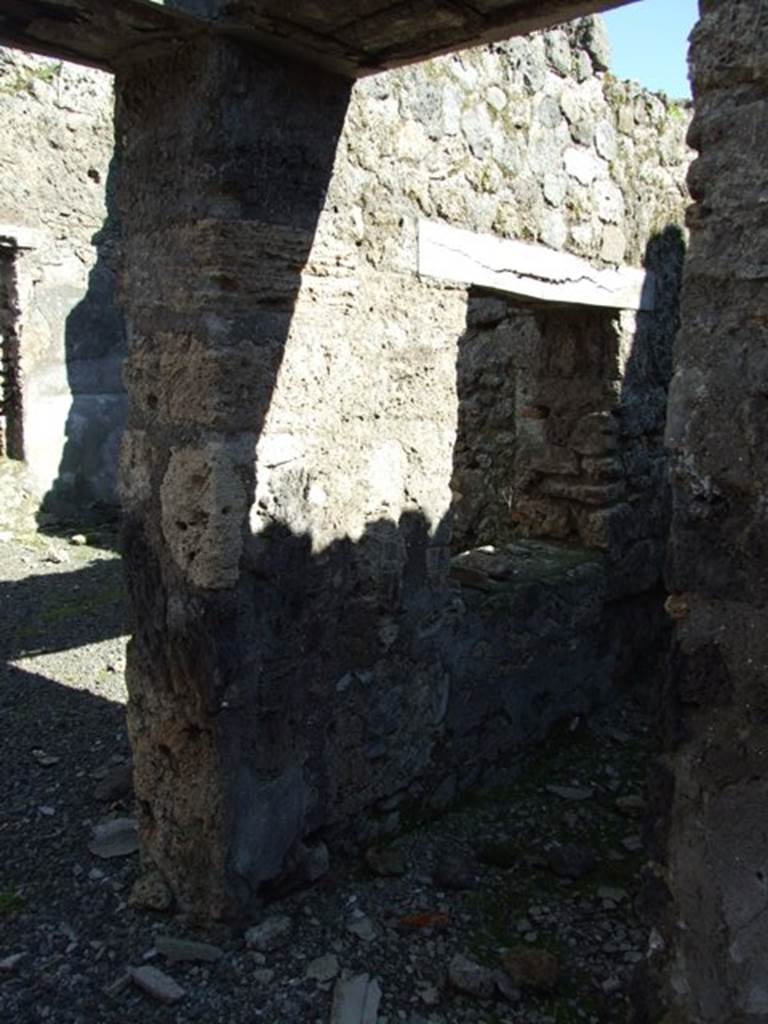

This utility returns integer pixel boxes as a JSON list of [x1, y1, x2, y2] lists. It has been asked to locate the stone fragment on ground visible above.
[[103, 972, 132, 997], [622, 834, 643, 852], [31, 748, 60, 766], [298, 841, 331, 883], [477, 840, 519, 869], [604, 726, 630, 744], [88, 817, 139, 858], [43, 546, 69, 564], [501, 946, 561, 991], [615, 794, 646, 817], [598, 885, 628, 903], [0, 953, 24, 972], [416, 981, 440, 1005], [155, 936, 224, 963], [432, 853, 476, 890], [493, 969, 521, 1003], [546, 784, 594, 801], [330, 973, 382, 1024], [306, 953, 340, 982], [129, 870, 174, 911], [448, 953, 496, 999], [94, 763, 133, 802], [346, 913, 377, 942], [244, 914, 292, 951], [129, 965, 185, 1004], [365, 845, 407, 877], [546, 842, 598, 880]]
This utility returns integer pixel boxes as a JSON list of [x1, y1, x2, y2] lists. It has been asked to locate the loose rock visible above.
[[0, 953, 24, 972], [493, 969, 522, 1003], [94, 764, 133, 802], [129, 965, 185, 1004], [546, 785, 594, 802], [448, 953, 496, 999], [433, 853, 475, 890], [43, 547, 69, 564], [31, 748, 60, 767], [615, 794, 647, 817], [622, 835, 643, 853], [346, 914, 376, 942], [501, 946, 561, 991], [306, 953, 340, 982], [298, 841, 331, 883], [365, 845, 407, 877], [103, 972, 132, 998], [244, 914, 292, 952], [129, 870, 174, 911], [155, 936, 224, 964], [88, 817, 139, 859], [477, 840, 518, 869], [546, 842, 597, 880], [330, 973, 382, 1024]]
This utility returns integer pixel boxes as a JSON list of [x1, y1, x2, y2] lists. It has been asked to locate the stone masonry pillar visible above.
[[115, 37, 350, 920], [663, 1, 768, 1019]]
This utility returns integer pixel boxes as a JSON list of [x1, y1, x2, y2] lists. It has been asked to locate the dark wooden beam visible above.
[[0, 0, 640, 77]]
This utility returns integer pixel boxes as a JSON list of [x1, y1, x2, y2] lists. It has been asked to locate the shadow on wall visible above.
[[38, 155, 126, 528], [48, 31, 689, 919], [451, 223, 686, 602], [615, 224, 686, 591], [115, 41, 362, 917], [112, 38, 667, 919]]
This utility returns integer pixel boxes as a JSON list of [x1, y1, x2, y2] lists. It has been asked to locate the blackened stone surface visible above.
[[662, 1, 768, 1020], [440, 540, 651, 779]]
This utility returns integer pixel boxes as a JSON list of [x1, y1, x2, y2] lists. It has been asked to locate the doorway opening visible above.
[[0, 243, 23, 462]]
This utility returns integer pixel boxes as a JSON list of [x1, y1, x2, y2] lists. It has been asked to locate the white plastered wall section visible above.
[[0, 222, 74, 498]]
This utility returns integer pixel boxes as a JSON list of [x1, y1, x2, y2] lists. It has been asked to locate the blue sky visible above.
[[602, 0, 699, 99]]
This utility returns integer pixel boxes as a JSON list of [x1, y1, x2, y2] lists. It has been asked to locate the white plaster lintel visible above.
[[418, 219, 655, 312], [0, 222, 43, 251]]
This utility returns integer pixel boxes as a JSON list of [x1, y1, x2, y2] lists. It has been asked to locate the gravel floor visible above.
[[0, 527, 657, 1024]]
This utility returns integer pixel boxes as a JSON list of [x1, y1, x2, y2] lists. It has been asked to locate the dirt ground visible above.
[[0, 526, 658, 1024]]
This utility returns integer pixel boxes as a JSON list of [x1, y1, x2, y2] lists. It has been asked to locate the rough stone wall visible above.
[[0, 49, 123, 509], [429, 25, 690, 589], [658, 2, 768, 1021], [258, 25, 690, 595], [242, 20, 690, 857], [116, 21, 691, 919], [2, 20, 688, 536]]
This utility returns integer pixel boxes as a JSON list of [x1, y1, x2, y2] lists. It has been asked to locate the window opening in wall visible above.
[[0, 245, 23, 461], [452, 291, 625, 558]]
